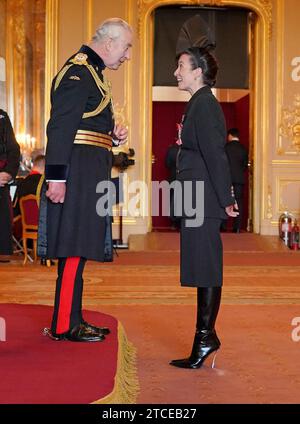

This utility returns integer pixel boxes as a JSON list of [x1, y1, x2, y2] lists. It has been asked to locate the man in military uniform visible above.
[[41, 18, 133, 341], [0, 110, 20, 262]]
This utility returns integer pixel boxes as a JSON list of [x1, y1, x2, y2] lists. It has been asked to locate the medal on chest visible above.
[[176, 114, 185, 146]]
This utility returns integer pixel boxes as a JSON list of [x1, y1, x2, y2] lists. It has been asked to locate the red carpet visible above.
[[0, 304, 138, 404]]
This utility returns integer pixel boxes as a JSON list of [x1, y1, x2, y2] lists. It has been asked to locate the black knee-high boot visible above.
[[170, 287, 222, 369]]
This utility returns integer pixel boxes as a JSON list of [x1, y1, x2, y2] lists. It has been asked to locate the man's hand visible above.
[[46, 182, 66, 203], [225, 202, 239, 217], [113, 123, 128, 145], [0, 172, 12, 187]]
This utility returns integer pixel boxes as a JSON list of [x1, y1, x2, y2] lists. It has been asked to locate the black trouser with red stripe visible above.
[[51, 257, 86, 335]]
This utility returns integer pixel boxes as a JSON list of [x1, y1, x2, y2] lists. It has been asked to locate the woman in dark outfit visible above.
[[170, 47, 238, 369], [0, 110, 20, 259]]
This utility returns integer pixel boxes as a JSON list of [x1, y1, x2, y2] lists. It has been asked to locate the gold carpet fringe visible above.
[[93, 322, 139, 404]]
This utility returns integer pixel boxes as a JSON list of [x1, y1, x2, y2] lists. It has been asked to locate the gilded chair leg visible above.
[[23, 237, 27, 265], [33, 239, 37, 261]]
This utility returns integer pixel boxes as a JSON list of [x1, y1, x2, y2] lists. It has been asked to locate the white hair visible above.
[[92, 18, 132, 43]]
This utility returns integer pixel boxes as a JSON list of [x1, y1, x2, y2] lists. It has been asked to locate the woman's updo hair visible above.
[[177, 47, 218, 87]]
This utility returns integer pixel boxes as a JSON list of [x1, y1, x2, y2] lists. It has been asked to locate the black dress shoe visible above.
[[44, 324, 105, 342], [81, 319, 110, 335]]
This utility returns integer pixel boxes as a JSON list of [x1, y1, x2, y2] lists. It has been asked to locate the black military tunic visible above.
[[0, 110, 20, 255], [42, 45, 114, 261]]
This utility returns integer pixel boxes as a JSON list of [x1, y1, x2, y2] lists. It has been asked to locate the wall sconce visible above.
[[16, 133, 36, 170]]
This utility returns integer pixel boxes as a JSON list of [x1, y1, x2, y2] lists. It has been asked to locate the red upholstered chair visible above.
[[19, 194, 39, 265]]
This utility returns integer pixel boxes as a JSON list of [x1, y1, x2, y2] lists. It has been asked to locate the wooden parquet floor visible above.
[[1, 233, 300, 404]]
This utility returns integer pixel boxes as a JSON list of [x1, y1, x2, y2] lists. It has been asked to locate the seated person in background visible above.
[[13, 155, 52, 265], [13, 154, 45, 218], [0, 109, 20, 262]]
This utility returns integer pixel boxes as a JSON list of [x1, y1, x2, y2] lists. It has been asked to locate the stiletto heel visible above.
[[211, 351, 217, 368], [204, 350, 218, 369]]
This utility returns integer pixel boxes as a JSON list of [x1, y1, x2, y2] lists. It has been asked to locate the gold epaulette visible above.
[[70, 53, 88, 66]]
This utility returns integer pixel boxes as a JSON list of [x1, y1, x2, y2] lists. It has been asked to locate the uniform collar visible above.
[[79, 45, 106, 70]]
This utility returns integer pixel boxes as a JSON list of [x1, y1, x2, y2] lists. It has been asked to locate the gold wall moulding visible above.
[[280, 94, 300, 154], [137, 0, 222, 38], [278, 178, 300, 214], [6, 0, 46, 146], [137, 0, 273, 39], [277, 148, 284, 155], [137, 0, 273, 233], [257, 0, 272, 26], [272, 159, 300, 165], [266, 184, 273, 219], [45, 0, 59, 125], [113, 103, 127, 127]]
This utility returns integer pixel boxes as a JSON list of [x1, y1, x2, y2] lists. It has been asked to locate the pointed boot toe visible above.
[[170, 358, 195, 368], [170, 357, 203, 369]]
